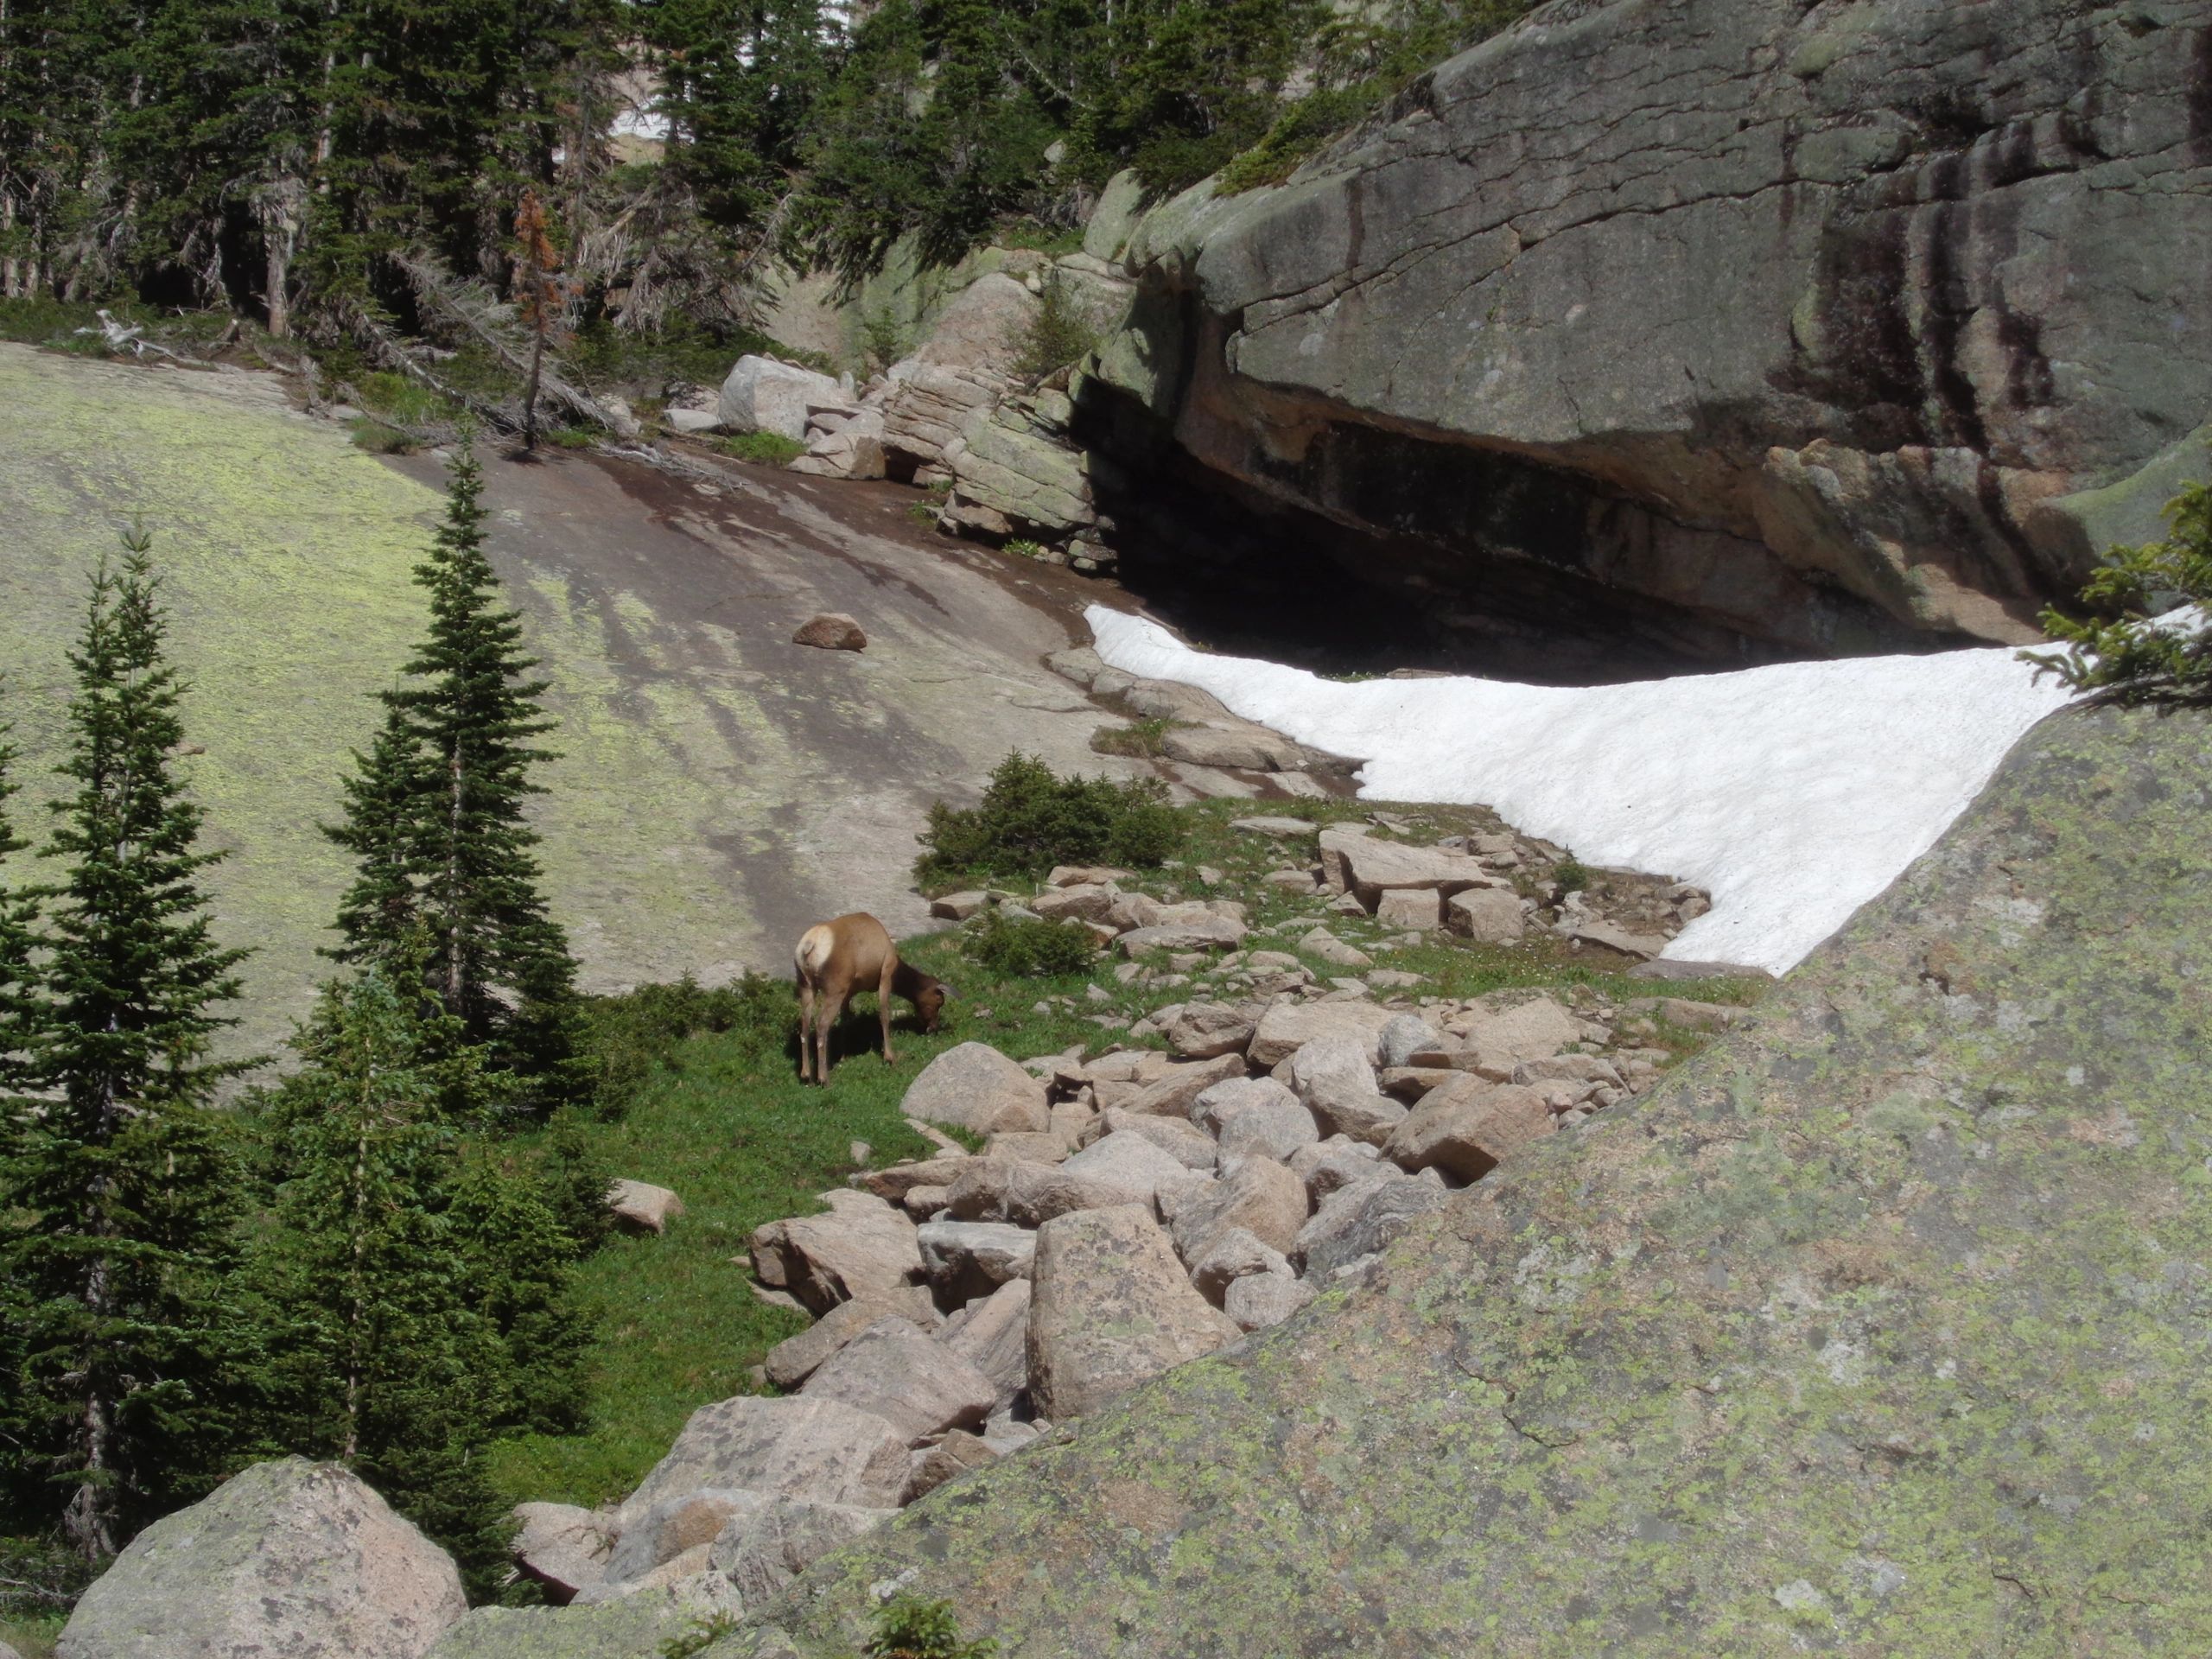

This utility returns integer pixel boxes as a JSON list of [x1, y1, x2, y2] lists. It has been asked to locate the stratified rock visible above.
[[615, 1396, 909, 1527], [791, 613, 868, 652], [1086, 0, 2209, 658], [1319, 828, 1493, 906], [1119, 1052, 1249, 1118], [800, 1318, 998, 1444], [1028, 1205, 1240, 1421], [1116, 916, 1248, 956], [750, 1191, 922, 1315], [607, 1178, 684, 1234], [509, 1501, 613, 1603], [1052, 1130, 1193, 1209], [1374, 888, 1443, 930], [1192, 1078, 1319, 1166], [57, 1458, 465, 1659], [718, 356, 845, 442], [1248, 1000, 1399, 1068], [764, 1286, 944, 1389], [902, 1044, 1052, 1136], [1382, 1078, 1554, 1183]]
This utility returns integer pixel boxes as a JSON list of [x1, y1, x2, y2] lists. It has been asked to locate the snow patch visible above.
[[1086, 607, 2076, 974]]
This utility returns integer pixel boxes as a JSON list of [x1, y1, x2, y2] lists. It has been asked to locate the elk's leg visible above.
[[878, 961, 899, 1065], [798, 981, 817, 1084], [816, 990, 842, 1084]]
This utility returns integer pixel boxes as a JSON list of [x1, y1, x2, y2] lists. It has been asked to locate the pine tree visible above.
[[248, 958, 575, 1597], [0, 531, 249, 1562], [0, 693, 41, 1096], [322, 704, 426, 966], [327, 442, 582, 1108]]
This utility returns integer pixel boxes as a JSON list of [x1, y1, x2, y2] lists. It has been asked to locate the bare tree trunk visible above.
[[257, 174, 304, 338], [522, 327, 543, 451], [65, 1053, 123, 1563]]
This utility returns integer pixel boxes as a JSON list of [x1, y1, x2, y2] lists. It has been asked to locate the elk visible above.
[[793, 912, 952, 1084]]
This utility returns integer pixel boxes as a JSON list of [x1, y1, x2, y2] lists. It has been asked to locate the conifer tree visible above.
[[0, 532, 249, 1562], [249, 957, 575, 1596], [327, 443, 582, 1108], [0, 696, 41, 1096]]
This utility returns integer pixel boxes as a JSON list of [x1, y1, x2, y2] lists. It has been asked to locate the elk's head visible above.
[[916, 976, 953, 1033]]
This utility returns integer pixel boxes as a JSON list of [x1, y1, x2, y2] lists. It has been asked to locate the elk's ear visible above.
[[938, 982, 957, 1001]]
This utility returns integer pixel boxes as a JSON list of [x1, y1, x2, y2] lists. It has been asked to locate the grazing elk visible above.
[[793, 912, 952, 1084]]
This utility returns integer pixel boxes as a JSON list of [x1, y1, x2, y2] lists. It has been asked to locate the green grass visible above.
[[0, 1615, 60, 1658], [482, 928, 1156, 1512], [1090, 716, 1184, 758], [719, 429, 808, 465], [483, 792, 1769, 1515]]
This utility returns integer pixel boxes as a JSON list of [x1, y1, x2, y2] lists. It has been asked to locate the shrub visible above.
[[908, 501, 943, 528], [2031, 461, 2212, 702], [721, 429, 808, 465], [915, 753, 1183, 886], [867, 1594, 998, 1659], [965, 910, 1096, 978], [1009, 273, 1096, 385], [349, 418, 422, 454], [1553, 857, 1592, 893], [1004, 538, 1046, 560]]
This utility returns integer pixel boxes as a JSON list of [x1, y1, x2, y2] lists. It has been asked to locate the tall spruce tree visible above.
[[0, 533, 248, 1561], [0, 695, 41, 1095], [249, 957, 579, 1596], [327, 443, 581, 1109]]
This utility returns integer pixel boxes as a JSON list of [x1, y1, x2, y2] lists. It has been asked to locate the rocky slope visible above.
[[702, 698, 2212, 1655], [864, 0, 2211, 669]]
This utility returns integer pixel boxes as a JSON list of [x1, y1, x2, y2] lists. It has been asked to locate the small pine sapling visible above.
[[2031, 463, 2212, 702]]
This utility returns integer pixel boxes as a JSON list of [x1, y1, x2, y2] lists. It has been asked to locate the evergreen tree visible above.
[[248, 958, 581, 1596], [0, 531, 249, 1562], [327, 443, 582, 1108], [0, 695, 41, 1096]]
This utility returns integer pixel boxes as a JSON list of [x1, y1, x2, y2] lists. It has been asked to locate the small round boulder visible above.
[[792, 613, 867, 652]]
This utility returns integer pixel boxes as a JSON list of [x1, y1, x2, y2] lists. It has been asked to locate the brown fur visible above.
[[793, 912, 951, 1084]]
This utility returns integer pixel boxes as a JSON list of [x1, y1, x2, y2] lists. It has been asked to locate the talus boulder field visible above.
[[1081, 0, 2212, 660], [705, 702, 2212, 1655]]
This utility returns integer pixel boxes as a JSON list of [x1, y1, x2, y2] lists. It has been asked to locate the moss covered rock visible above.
[[711, 702, 2212, 1655]]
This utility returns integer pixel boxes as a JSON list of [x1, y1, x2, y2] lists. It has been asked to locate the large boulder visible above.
[[1166, 1154, 1308, 1262], [800, 1318, 999, 1444], [940, 1276, 1032, 1407], [1381, 1078, 1555, 1183], [708, 1495, 895, 1607], [1291, 1173, 1449, 1281], [763, 1285, 943, 1389], [615, 1396, 910, 1526], [750, 1190, 922, 1315], [509, 1501, 613, 1603], [1456, 996, 1582, 1072], [1082, 0, 2212, 660], [761, 704, 2212, 1655], [1283, 1035, 1406, 1147], [1027, 1205, 1240, 1421], [902, 1044, 1052, 1136], [57, 1458, 466, 1659], [1319, 828, 1495, 906], [717, 356, 846, 442], [423, 1591, 704, 1659], [1248, 1000, 1400, 1068]]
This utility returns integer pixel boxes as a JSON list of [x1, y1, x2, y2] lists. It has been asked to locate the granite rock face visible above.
[[710, 702, 2212, 1655], [1084, 0, 2212, 659]]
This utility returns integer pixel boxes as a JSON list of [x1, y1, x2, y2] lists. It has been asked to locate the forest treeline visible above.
[[0, 0, 1526, 352], [0, 452, 774, 1610]]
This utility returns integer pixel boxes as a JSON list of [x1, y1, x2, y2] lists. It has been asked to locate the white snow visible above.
[[1087, 606, 2079, 975]]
